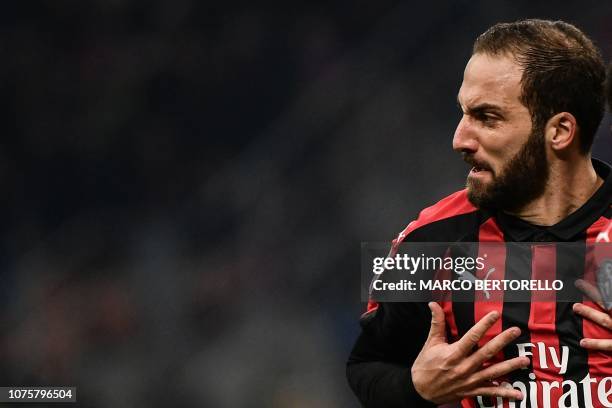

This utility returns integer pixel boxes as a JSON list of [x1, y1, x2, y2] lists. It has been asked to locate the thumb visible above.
[[426, 302, 447, 344]]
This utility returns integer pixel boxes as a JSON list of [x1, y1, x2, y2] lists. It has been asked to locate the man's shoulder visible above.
[[412, 189, 477, 226], [395, 189, 480, 243]]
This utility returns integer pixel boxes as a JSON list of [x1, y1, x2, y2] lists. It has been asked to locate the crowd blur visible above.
[[0, 1, 610, 407]]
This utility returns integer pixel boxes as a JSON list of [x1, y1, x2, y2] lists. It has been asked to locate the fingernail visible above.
[[580, 339, 587, 347], [490, 311, 499, 319], [516, 392, 524, 400], [511, 327, 521, 336]]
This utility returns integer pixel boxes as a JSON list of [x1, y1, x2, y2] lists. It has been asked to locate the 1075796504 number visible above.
[[3, 387, 75, 402]]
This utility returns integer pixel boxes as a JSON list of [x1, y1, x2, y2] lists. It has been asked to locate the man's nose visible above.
[[452, 116, 478, 153]]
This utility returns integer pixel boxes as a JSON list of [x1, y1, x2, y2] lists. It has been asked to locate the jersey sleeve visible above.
[[346, 301, 435, 407], [346, 221, 436, 407], [346, 190, 476, 407]]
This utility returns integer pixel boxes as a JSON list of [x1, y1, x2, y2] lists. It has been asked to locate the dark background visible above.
[[0, 1, 610, 407]]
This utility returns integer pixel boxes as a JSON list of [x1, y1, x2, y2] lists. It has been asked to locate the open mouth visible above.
[[470, 165, 492, 175], [462, 154, 492, 176]]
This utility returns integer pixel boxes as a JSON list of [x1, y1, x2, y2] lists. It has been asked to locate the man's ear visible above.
[[546, 112, 577, 151]]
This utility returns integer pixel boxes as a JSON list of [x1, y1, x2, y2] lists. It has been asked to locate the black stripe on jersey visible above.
[[556, 238, 589, 407], [447, 216, 483, 341], [501, 243, 534, 394], [450, 242, 477, 340]]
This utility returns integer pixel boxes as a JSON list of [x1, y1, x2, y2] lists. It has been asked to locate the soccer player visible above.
[[347, 20, 610, 407]]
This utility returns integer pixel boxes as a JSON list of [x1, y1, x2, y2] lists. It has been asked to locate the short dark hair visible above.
[[473, 19, 605, 154]]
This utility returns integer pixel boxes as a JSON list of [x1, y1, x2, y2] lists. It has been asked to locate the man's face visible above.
[[453, 53, 549, 211]]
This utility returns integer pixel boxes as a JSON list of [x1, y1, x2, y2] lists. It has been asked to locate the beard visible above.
[[464, 127, 549, 212]]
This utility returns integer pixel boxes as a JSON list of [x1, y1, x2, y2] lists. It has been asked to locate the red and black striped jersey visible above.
[[347, 159, 612, 408]]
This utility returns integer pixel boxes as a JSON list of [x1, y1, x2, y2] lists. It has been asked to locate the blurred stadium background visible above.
[[0, 1, 610, 407]]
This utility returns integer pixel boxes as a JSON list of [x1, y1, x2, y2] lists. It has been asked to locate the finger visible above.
[[471, 356, 531, 386], [465, 326, 521, 368], [460, 384, 523, 400], [455, 311, 500, 355], [573, 303, 612, 330], [580, 338, 612, 351], [575, 279, 605, 309], [426, 302, 447, 344]]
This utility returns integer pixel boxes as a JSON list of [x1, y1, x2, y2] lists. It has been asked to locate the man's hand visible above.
[[411, 302, 529, 404], [573, 279, 612, 352]]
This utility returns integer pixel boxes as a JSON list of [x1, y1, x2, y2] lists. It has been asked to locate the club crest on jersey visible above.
[[597, 259, 612, 310]]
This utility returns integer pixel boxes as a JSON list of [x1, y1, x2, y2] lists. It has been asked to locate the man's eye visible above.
[[477, 113, 498, 125]]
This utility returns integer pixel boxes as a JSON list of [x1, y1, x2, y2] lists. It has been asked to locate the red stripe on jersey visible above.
[[365, 300, 378, 314], [529, 244, 564, 407], [475, 218, 506, 359], [442, 300, 459, 340], [461, 398, 478, 408], [438, 252, 459, 339], [460, 218, 508, 408], [585, 217, 612, 405]]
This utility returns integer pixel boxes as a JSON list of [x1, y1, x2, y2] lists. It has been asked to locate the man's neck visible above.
[[505, 156, 603, 226]]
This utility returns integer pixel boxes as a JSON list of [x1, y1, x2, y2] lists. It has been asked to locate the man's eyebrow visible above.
[[456, 97, 504, 115]]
